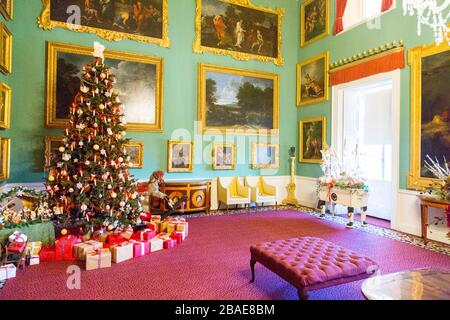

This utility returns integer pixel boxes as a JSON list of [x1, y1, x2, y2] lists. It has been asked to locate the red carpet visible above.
[[1, 210, 449, 300]]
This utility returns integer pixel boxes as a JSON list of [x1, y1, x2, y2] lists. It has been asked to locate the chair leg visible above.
[[298, 288, 309, 300], [250, 257, 256, 283], [275, 202, 278, 210]]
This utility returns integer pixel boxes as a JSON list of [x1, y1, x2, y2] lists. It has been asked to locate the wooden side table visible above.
[[418, 196, 450, 244]]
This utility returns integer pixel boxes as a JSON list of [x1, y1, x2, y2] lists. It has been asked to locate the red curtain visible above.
[[381, 0, 394, 12], [334, 0, 348, 35]]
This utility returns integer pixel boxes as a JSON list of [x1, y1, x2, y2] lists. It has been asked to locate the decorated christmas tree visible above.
[[45, 42, 142, 229]]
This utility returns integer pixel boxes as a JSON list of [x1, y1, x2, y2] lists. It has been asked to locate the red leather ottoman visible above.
[[250, 237, 379, 299]]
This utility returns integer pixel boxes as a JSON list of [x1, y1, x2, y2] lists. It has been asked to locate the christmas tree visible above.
[[46, 42, 142, 229]]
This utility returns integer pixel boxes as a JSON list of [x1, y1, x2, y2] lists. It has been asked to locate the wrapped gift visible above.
[[132, 229, 156, 241], [98, 233, 108, 243], [29, 254, 40, 266], [121, 226, 134, 240], [171, 231, 185, 244], [0, 264, 16, 281], [149, 237, 163, 252], [150, 215, 161, 222], [145, 221, 157, 232], [176, 222, 189, 237], [107, 233, 124, 245], [8, 231, 28, 243], [39, 246, 56, 262], [132, 241, 150, 257], [110, 242, 133, 263], [26, 241, 43, 255], [156, 232, 171, 241], [74, 240, 103, 260], [139, 212, 152, 222], [163, 238, 176, 250], [159, 221, 169, 233], [86, 249, 112, 271], [166, 222, 177, 234], [8, 241, 27, 254], [55, 235, 79, 261]]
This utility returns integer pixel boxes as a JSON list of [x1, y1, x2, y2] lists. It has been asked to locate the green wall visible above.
[[296, 1, 436, 189], [0, 0, 299, 184]]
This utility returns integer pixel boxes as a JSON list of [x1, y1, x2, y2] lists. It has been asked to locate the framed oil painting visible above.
[[194, 0, 284, 66], [167, 141, 193, 173], [408, 43, 450, 190], [46, 42, 163, 132], [124, 142, 144, 169], [252, 143, 279, 169], [300, 0, 329, 47], [0, 82, 11, 129], [0, 136, 10, 180], [212, 143, 236, 170], [299, 116, 326, 163], [44, 136, 65, 167], [0, 0, 13, 20], [198, 63, 279, 136], [297, 51, 329, 107], [38, 0, 169, 47], [0, 23, 12, 74]]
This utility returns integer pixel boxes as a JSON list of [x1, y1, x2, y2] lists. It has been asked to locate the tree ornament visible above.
[[48, 175, 55, 182], [58, 146, 65, 153], [111, 192, 117, 199], [93, 144, 100, 151], [61, 228, 68, 236], [99, 104, 105, 110]]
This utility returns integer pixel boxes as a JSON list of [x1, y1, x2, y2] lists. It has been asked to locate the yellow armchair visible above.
[[217, 177, 251, 210], [245, 176, 278, 209]]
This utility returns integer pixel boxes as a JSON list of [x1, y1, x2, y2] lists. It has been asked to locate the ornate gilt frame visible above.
[[408, 42, 450, 190], [124, 142, 144, 169], [0, 23, 12, 74], [44, 135, 64, 167], [0, 136, 10, 180], [167, 140, 194, 173], [297, 51, 329, 107], [0, 0, 13, 20], [299, 116, 326, 164], [193, 0, 284, 66], [38, 0, 170, 47], [198, 63, 279, 136], [46, 42, 164, 132], [212, 143, 236, 170], [300, 0, 329, 47], [0, 82, 11, 129], [252, 142, 279, 169]]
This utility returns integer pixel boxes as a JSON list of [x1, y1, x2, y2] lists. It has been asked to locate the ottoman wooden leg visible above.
[[250, 258, 257, 283], [298, 288, 309, 300]]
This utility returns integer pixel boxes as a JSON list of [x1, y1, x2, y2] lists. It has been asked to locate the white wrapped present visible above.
[[0, 264, 16, 281], [30, 255, 40, 266], [8, 231, 28, 243]]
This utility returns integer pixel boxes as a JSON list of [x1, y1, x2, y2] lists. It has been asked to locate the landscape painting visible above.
[[194, 0, 284, 65], [39, 0, 169, 46], [252, 143, 279, 169], [301, 0, 329, 47], [46, 42, 163, 132], [199, 64, 279, 135], [213, 143, 236, 170], [299, 116, 325, 163], [297, 51, 329, 106]]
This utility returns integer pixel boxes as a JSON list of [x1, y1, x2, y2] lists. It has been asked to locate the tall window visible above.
[[342, 0, 391, 31]]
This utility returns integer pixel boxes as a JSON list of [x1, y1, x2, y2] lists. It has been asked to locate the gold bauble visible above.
[[59, 146, 65, 153], [61, 228, 68, 236], [48, 175, 55, 182]]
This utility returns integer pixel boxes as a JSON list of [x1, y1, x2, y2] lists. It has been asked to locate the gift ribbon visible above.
[[135, 242, 146, 256]]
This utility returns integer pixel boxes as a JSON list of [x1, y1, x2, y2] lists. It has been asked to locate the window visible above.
[[342, 0, 392, 32]]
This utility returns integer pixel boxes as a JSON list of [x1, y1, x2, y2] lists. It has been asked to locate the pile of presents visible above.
[[0, 215, 188, 279]]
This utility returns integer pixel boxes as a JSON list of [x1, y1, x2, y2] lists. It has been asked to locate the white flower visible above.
[[120, 201, 125, 207], [80, 86, 89, 93], [62, 153, 71, 161], [81, 204, 87, 211], [76, 183, 83, 189]]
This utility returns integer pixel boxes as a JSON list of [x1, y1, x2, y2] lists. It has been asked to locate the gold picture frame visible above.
[[408, 42, 450, 190], [0, 23, 12, 74], [124, 142, 144, 169], [299, 116, 326, 164], [198, 63, 279, 136], [46, 42, 164, 132], [0, 82, 11, 129], [0, 0, 13, 20], [297, 51, 329, 107], [212, 143, 236, 170], [167, 140, 194, 173], [251, 142, 279, 169], [44, 135, 65, 167], [38, 0, 170, 47], [0, 136, 10, 180], [300, 0, 329, 47], [193, 0, 284, 66]]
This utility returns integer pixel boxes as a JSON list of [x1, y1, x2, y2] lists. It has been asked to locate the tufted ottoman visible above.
[[250, 237, 379, 299]]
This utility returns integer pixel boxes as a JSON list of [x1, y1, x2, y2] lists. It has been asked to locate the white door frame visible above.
[[331, 70, 401, 229]]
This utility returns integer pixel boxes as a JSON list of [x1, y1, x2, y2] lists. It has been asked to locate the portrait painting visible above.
[[124, 142, 144, 169], [168, 141, 193, 173], [46, 42, 163, 132], [252, 143, 279, 169], [0, 0, 13, 20], [213, 143, 236, 170], [0, 136, 10, 180], [44, 136, 65, 167], [194, 0, 284, 65], [408, 43, 450, 189], [0, 82, 11, 129], [299, 116, 326, 163], [0, 23, 12, 74], [301, 0, 329, 47], [297, 51, 329, 106], [39, 0, 169, 46], [199, 63, 279, 135]]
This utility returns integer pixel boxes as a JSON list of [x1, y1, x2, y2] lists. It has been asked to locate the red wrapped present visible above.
[[163, 238, 176, 249], [132, 241, 150, 257], [8, 241, 27, 254], [121, 226, 134, 240], [39, 246, 56, 262], [55, 235, 79, 261], [139, 212, 152, 222], [107, 234, 124, 246], [171, 231, 185, 245], [146, 221, 158, 232], [132, 229, 156, 241]]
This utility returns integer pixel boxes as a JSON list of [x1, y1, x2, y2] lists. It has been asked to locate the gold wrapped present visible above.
[[110, 242, 133, 263], [26, 241, 42, 255], [149, 238, 163, 252], [166, 223, 176, 234], [98, 233, 108, 243], [151, 215, 161, 222], [176, 222, 189, 237], [86, 249, 112, 271], [159, 221, 169, 233], [74, 241, 103, 260], [156, 232, 171, 241]]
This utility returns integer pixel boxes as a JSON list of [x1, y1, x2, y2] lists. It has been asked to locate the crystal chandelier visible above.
[[403, 0, 450, 45]]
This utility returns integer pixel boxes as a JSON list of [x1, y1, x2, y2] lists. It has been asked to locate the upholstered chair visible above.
[[245, 176, 278, 209], [217, 177, 251, 210]]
